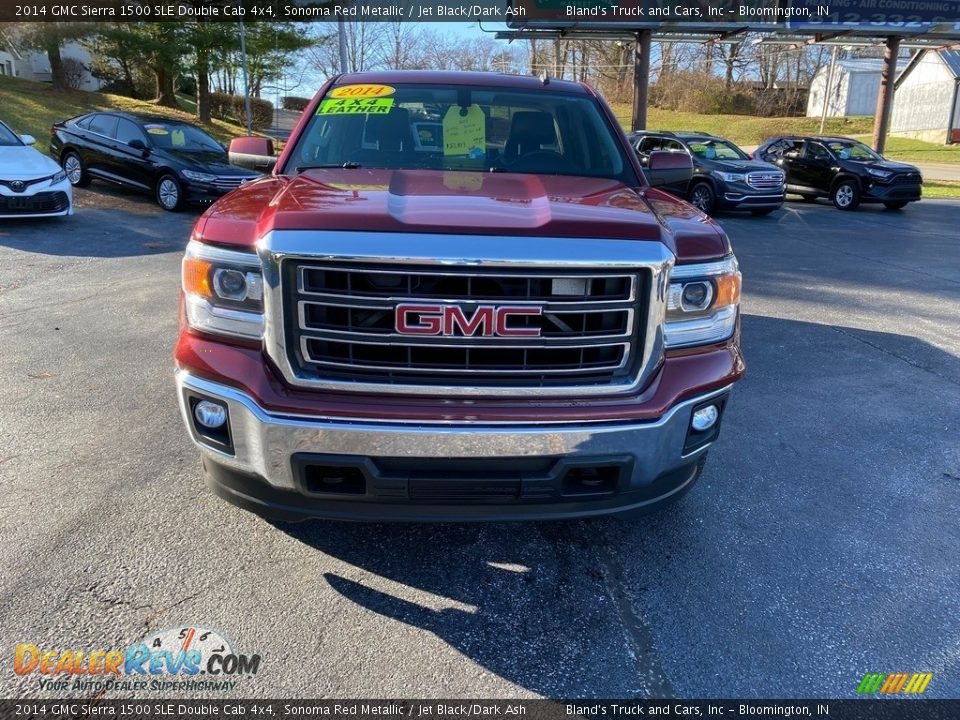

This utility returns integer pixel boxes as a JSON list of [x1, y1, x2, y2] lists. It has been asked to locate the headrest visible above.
[[508, 111, 556, 146]]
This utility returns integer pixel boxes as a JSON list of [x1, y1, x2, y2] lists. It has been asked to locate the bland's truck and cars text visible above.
[[174, 71, 744, 522]]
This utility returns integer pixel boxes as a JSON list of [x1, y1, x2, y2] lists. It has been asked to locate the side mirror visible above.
[[645, 150, 693, 188], [128, 139, 147, 151], [229, 136, 277, 172], [20, 134, 36, 145]]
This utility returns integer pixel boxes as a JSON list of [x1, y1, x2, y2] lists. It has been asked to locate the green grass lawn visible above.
[[922, 181, 960, 198], [0, 75, 258, 146]]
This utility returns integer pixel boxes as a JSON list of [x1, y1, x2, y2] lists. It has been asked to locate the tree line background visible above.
[[2, 20, 870, 129]]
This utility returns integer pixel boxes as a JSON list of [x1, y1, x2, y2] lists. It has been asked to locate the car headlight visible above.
[[181, 169, 217, 183], [715, 172, 746, 183], [50, 170, 67, 185], [867, 168, 892, 179], [182, 241, 263, 340], [665, 256, 741, 348]]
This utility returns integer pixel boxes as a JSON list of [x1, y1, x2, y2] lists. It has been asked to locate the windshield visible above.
[[286, 83, 634, 183], [825, 140, 882, 161], [143, 122, 223, 153], [0, 121, 23, 147], [687, 139, 747, 161]]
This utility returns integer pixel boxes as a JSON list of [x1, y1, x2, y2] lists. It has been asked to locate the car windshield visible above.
[[825, 140, 882, 161], [286, 83, 634, 183], [143, 122, 223, 153], [0, 122, 22, 147], [687, 139, 747, 160]]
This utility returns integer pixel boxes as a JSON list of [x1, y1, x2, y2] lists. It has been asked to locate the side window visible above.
[[75, 115, 92, 130], [638, 137, 662, 154], [115, 119, 145, 145], [88, 114, 118, 138], [664, 139, 686, 153], [804, 142, 831, 161]]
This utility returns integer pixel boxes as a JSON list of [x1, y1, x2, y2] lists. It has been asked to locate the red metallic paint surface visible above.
[[175, 328, 743, 423]]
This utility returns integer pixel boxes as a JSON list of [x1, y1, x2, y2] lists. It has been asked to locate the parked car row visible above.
[[630, 130, 924, 216], [1, 108, 925, 221], [0, 111, 266, 220]]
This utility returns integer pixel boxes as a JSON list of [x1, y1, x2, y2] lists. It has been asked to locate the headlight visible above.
[[181, 169, 217, 183], [867, 168, 892, 179], [50, 170, 67, 185], [182, 241, 263, 340], [715, 172, 746, 183], [665, 256, 741, 348]]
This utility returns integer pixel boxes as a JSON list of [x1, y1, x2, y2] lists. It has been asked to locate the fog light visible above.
[[194, 400, 227, 429], [691, 404, 719, 432]]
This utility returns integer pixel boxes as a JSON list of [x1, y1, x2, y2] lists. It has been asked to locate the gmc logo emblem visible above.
[[395, 304, 542, 337]]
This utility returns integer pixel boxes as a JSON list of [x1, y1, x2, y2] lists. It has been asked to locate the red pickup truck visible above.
[[175, 71, 744, 522]]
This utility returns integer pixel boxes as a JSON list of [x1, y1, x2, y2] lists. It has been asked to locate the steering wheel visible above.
[[507, 150, 573, 173]]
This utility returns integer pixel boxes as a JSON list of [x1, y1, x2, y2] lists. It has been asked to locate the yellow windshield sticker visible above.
[[145, 126, 168, 135], [328, 84, 395, 99], [318, 98, 395, 116], [443, 105, 485, 159], [171, 128, 186, 147]]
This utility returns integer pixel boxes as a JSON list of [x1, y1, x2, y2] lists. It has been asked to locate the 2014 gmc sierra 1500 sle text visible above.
[[174, 71, 745, 522]]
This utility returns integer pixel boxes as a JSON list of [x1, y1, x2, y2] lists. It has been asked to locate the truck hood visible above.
[[197, 169, 730, 261]]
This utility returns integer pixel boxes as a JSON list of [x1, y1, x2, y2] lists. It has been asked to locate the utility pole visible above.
[[238, 8, 253, 135], [338, 18, 349, 73], [872, 35, 901, 154], [631, 30, 652, 132], [819, 45, 838, 135]]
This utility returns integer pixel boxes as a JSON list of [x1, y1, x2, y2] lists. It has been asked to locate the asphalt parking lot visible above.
[[1, 187, 958, 699]]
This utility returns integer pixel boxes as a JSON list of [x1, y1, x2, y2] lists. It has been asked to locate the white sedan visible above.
[[0, 119, 73, 219]]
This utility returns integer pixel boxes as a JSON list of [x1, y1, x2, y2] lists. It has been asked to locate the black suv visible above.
[[50, 112, 260, 211], [755, 135, 923, 211], [628, 131, 784, 216]]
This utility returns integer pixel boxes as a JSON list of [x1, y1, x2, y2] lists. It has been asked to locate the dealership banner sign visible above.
[[5, 0, 960, 23], [2, 700, 960, 719]]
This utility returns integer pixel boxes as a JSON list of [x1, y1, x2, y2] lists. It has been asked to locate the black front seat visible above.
[[503, 111, 557, 160]]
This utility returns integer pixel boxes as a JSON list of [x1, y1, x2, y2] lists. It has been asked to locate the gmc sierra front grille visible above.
[[746, 172, 784, 190], [283, 262, 647, 388]]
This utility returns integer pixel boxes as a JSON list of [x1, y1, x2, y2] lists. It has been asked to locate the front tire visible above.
[[884, 201, 908, 210], [689, 182, 716, 215], [62, 151, 90, 188], [831, 180, 860, 211], [156, 174, 183, 212]]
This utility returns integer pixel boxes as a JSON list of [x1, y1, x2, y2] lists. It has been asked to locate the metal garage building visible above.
[[890, 49, 960, 144], [806, 58, 910, 118]]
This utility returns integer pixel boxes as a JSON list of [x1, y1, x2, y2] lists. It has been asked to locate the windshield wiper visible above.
[[296, 162, 362, 171]]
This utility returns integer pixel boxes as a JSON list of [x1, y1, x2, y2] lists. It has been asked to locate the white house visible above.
[[24, 42, 105, 90], [806, 58, 909, 118], [0, 31, 104, 90], [890, 49, 960, 144]]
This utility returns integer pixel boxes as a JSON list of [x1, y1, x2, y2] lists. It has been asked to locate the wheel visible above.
[[831, 180, 860, 211], [689, 182, 716, 215], [800, 194, 818, 203], [750, 208, 776, 217], [62, 151, 90, 188], [884, 201, 908, 210], [156, 174, 183, 212]]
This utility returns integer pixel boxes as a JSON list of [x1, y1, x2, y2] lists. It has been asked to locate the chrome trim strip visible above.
[[670, 255, 738, 280], [258, 231, 674, 397], [186, 240, 261, 268]]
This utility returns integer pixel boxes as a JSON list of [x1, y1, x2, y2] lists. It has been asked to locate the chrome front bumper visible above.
[[176, 371, 730, 521]]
